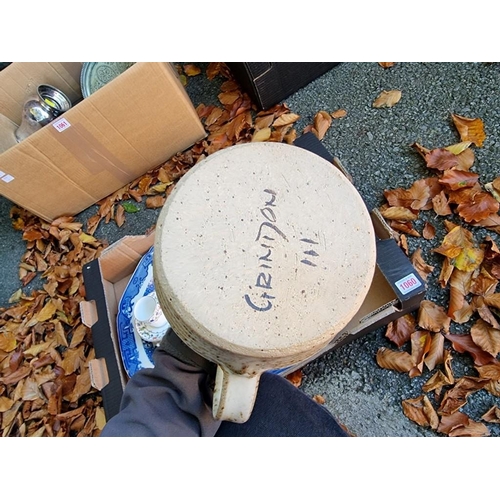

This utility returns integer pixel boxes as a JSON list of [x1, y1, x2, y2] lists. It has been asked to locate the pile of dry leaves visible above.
[[376, 114, 500, 436]]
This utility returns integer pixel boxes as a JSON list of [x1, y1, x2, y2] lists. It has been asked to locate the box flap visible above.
[[100, 232, 156, 282], [80, 299, 98, 328], [88, 358, 110, 391]]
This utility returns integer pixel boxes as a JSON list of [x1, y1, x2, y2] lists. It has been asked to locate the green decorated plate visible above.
[[80, 62, 135, 98]]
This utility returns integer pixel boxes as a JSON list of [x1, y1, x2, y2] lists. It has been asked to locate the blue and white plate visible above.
[[116, 246, 160, 377]]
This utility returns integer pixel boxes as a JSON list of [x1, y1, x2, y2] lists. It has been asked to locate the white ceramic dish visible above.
[[132, 291, 170, 344]]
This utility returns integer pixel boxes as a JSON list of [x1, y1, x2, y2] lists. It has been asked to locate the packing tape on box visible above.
[[50, 120, 134, 185]]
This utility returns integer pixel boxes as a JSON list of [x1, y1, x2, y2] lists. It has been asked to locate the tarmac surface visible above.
[[2, 62, 500, 437]]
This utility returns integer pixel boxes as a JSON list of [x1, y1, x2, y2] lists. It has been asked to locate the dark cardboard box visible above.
[[227, 62, 340, 110]]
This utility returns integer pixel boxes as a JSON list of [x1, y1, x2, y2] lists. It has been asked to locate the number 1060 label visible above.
[[395, 273, 421, 295]]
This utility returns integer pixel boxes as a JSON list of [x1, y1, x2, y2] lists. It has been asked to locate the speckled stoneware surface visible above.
[[153, 141, 377, 372]]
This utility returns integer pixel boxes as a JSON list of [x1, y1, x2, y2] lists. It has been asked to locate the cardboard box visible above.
[[80, 134, 426, 419], [227, 62, 340, 110], [0, 62, 206, 222]]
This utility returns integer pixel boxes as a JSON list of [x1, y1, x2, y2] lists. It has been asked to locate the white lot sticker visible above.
[[1, 174, 14, 183], [52, 117, 71, 132], [395, 273, 421, 295]]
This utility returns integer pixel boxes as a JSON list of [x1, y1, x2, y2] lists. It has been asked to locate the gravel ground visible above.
[[1, 62, 500, 437]]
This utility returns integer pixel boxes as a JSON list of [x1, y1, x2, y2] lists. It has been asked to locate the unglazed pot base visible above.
[[153, 142, 376, 422]]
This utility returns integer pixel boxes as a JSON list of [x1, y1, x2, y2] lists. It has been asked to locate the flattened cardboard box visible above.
[[81, 209, 425, 420], [0, 62, 206, 222]]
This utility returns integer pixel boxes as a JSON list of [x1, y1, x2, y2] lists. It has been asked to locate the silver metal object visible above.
[[15, 84, 72, 142]]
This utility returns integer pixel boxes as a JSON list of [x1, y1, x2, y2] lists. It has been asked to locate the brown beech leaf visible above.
[[379, 206, 418, 221], [422, 371, 449, 395], [183, 64, 201, 76], [385, 314, 416, 348], [444, 333, 499, 366], [272, 113, 300, 127], [485, 179, 500, 202], [379, 62, 395, 68], [0, 396, 15, 412], [114, 204, 125, 228], [433, 225, 483, 271], [95, 406, 107, 430], [0, 332, 17, 352], [312, 394, 326, 405], [485, 380, 500, 397], [432, 190, 452, 216], [218, 91, 240, 106], [451, 147, 475, 171], [412, 142, 431, 158], [254, 114, 274, 130], [438, 412, 489, 436], [425, 148, 459, 171], [470, 319, 500, 357], [456, 191, 500, 223], [1, 365, 31, 386], [402, 395, 439, 429], [285, 368, 303, 388], [481, 405, 500, 423], [424, 332, 445, 372], [409, 330, 432, 378], [476, 363, 500, 381], [422, 222, 435, 240], [438, 169, 479, 191], [251, 127, 271, 142], [483, 293, 500, 312], [34, 299, 57, 322], [470, 269, 498, 297], [376, 347, 414, 373], [417, 300, 451, 333], [423, 354, 454, 395], [145, 196, 165, 209], [67, 369, 92, 404], [445, 141, 472, 155], [384, 177, 441, 211], [389, 220, 420, 237], [59, 345, 86, 375], [438, 376, 489, 416], [283, 129, 297, 145], [313, 110, 332, 140], [451, 302, 475, 325], [474, 218, 500, 238], [372, 89, 402, 108], [331, 109, 347, 119], [69, 324, 89, 349], [410, 248, 434, 282], [451, 113, 486, 147], [449, 268, 473, 296]]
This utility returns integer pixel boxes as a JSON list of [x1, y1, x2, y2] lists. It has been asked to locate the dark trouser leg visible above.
[[215, 372, 350, 437]]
